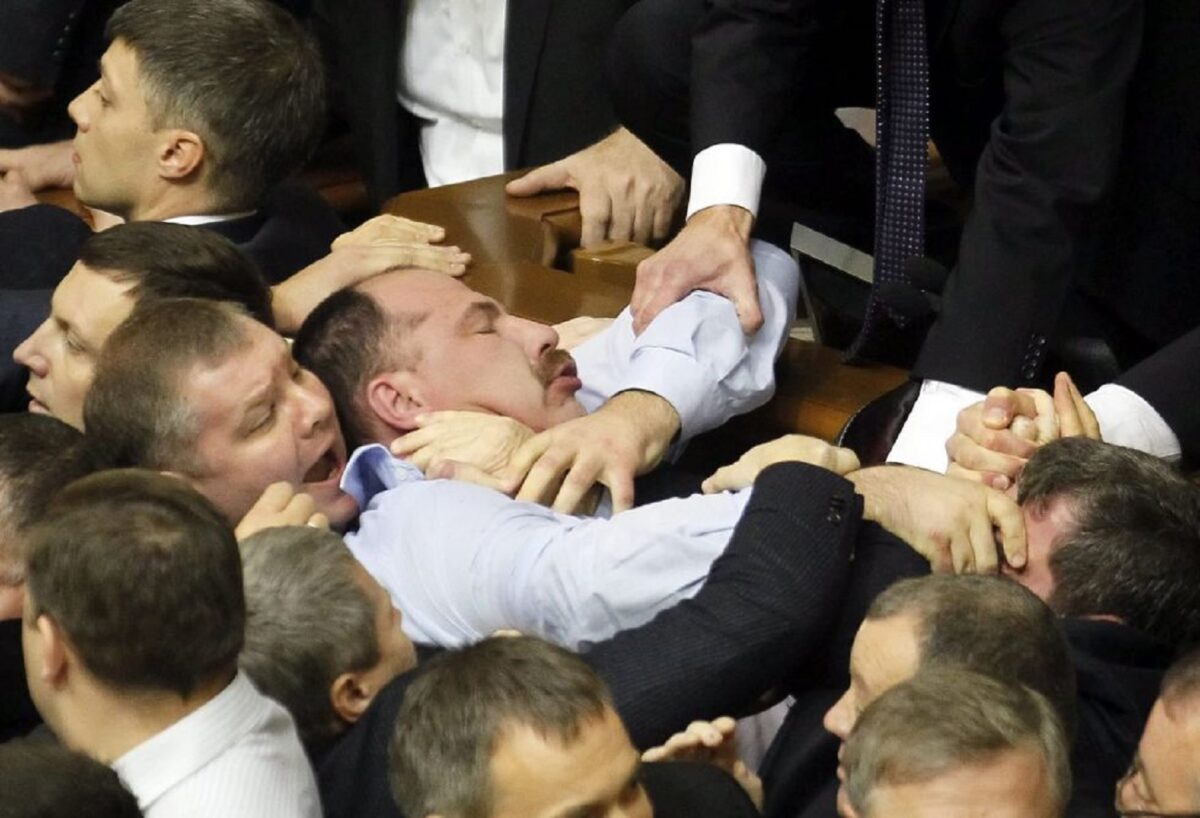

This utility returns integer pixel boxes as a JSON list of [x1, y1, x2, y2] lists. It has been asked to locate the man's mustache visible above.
[[536, 349, 576, 387]]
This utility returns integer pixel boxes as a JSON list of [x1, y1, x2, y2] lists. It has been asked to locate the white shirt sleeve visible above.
[[886, 380, 985, 472], [686, 143, 767, 219], [1086, 383, 1182, 460], [571, 240, 799, 442]]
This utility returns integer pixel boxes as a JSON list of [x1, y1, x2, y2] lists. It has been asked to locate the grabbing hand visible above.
[[631, 204, 760, 334], [235, 482, 328, 540], [272, 239, 470, 333], [506, 127, 684, 249], [849, 466, 1026, 574], [641, 717, 763, 810], [946, 373, 1099, 490], [390, 411, 534, 482], [0, 139, 75, 192], [507, 391, 681, 515], [702, 434, 860, 493]]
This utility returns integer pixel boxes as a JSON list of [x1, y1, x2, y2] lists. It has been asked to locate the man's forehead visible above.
[[181, 321, 288, 405], [52, 263, 136, 337]]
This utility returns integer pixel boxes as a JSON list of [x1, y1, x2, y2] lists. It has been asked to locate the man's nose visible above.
[[68, 87, 90, 130], [503, 315, 559, 362], [823, 691, 855, 741], [295, 375, 333, 437], [13, 322, 51, 377]]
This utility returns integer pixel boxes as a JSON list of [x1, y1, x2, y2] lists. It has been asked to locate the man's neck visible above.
[[121, 185, 226, 224], [57, 668, 235, 764]]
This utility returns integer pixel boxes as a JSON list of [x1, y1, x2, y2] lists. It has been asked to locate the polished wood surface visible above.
[[384, 172, 907, 444]]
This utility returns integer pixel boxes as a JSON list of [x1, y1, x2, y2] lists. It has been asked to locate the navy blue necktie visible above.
[[848, 0, 930, 359]]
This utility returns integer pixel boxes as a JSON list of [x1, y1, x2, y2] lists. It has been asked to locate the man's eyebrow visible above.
[[558, 759, 642, 818], [455, 300, 502, 332]]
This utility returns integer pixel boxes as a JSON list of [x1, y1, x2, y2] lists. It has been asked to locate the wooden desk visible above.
[[384, 173, 907, 448]]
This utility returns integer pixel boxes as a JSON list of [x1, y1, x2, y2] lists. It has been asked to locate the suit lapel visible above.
[[503, 0, 553, 169]]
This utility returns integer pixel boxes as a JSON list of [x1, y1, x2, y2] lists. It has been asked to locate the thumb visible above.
[[505, 162, 571, 197], [716, 273, 764, 334]]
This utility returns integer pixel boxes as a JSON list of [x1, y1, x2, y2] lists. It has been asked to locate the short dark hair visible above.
[[24, 469, 245, 696], [106, 0, 326, 211], [844, 669, 1071, 817], [390, 636, 613, 818], [239, 526, 380, 749], [84, 298, 252, 474], [294, 288, 392, 450], [80, 222, 273, 327], [1019, 438, 1200, 647], [867, 575, 1077, 737], [0, 414, 93, 583], [0, 744, 143, 818]]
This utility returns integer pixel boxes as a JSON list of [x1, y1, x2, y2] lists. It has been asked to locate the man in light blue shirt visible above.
[[290, 239, 800, 648]]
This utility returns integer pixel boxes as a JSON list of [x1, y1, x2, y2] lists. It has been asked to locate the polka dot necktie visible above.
[[848, 0, 930, 359]]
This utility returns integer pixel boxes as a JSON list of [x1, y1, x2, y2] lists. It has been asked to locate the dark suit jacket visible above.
[[315, 462, 863, 818], [636, 0, 1195, 389], [312, 0, 634, 208]]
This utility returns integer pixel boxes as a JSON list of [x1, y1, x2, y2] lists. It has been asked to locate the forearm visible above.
[[588, 462, 860, 748]]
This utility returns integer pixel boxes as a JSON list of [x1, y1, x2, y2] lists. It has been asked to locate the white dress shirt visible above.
[[397, 0, 507, 186], [112, 673, 321, 818], [341, 240, 798, 649]]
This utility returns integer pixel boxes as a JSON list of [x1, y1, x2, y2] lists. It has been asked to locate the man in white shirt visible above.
[[312, 0, 684, 249], [21, 469, 320, 818]]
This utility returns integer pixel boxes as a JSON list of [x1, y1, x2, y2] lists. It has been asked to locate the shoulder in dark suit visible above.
[[316, 462, 865, 818], [204, 179, 344, 284], [312, 0, 634, 208]]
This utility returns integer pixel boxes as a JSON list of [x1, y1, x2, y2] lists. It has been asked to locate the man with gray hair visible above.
[[841, 668, 1071, 818]]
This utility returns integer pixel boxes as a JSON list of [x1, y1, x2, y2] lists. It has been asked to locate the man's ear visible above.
[[35, 614, 71, 690], [156, 129, 205, 181], [329, 671, 377, 726], [367, 371, 427, 434]]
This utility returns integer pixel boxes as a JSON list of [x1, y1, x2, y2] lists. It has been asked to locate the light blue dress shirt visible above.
[[341, 240, 799, 649]]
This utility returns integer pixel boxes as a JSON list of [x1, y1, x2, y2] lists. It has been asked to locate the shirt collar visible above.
[[163, 211, 257, 226], [112, 672, 267, 809], [339, 444, 424, 509]]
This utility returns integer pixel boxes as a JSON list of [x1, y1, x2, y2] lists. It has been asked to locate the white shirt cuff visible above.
[[1086, 384, 1181, 461], [886, 380, 986, 472], [686, 144, 766, 220]]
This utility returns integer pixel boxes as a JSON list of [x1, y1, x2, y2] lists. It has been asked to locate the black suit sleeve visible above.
[[1115, 325, 1200, 463], [586, 461, 861, 748], [690, 0, 819, 158], [913, 0, 1144, 389]]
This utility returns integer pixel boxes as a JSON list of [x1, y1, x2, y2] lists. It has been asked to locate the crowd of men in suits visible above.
[[0, 0, 1198, 816]]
